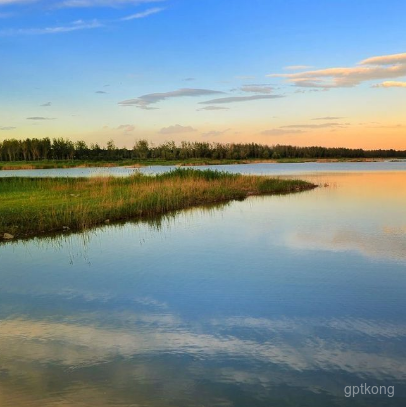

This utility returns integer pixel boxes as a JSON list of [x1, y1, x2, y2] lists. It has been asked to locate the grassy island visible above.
[[0, 169, 315, 239]]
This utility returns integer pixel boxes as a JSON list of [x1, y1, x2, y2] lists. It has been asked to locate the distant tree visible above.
[[132, 139, 150, 159], [1, 137, 406, 162]]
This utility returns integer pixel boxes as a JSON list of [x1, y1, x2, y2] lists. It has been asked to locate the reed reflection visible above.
[[1, 170, 406, 406]]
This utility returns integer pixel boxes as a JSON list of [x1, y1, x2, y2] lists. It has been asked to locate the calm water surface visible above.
[[0, 160, 406, 177], [0, 165, 406, 406]]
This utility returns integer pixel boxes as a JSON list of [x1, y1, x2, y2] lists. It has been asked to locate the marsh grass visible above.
[[0, 169, 315, 238]]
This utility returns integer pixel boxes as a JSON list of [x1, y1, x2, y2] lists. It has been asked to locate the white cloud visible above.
[[269, 52, 406, 88], [359, 53, 406, 65], [121, 6, 164, 20], [373, 81, 406, 88]]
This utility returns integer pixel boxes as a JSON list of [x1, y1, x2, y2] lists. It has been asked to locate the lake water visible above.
[[0, 160, 405, 177], [0, 164, 406, 406]]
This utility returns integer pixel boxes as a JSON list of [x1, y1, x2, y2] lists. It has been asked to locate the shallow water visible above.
[[0, 166, 406, 406]]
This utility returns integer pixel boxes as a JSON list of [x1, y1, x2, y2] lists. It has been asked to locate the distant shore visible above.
[[0, 169, 316, 240], [0, 157, 399, 171]]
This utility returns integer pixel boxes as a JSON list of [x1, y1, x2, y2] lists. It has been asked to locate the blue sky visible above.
[[1, 0, 405, 148]]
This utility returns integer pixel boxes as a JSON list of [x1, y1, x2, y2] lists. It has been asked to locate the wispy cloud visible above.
[[95, 90, 107, 93], [1, 1, 164, 35], [26, 116, 55, 120], [312, 116, 344, 120], [200, 95, 283, 105], [281, 122, 345, 129], [119, 88, 224, 109], [373, 81, 406, 88], [1, 19, 102, 35], [198, 106, 229, 111], [240, 85, 273, 94], [0, 126, 16, 130], [294, 88, 327, 94], [269, 52, 406, 88], [369, 123, 404, 129], [121, 6, 164, 20], [117, 124, 135, 132], [57, 0, 165, 8], [159, 124, 197, 134], [284, 65, 313, 71], [0, 0, 35, 5], [40, 102, 52, 107], [360, 53, 406, 65], [201, 129, 229, 138], [0, 0, 164, 7]]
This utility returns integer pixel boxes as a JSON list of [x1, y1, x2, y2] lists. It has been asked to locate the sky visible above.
[[0, 0, 405, 149]]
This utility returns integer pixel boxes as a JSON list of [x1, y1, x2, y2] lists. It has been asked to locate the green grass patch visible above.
[[0, 169, 315, 239]]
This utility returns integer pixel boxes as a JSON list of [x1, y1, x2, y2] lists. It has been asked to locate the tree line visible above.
[[0, 137, 405, 161]]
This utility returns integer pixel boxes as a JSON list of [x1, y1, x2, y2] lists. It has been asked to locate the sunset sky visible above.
[[0, 0, 405, 149]]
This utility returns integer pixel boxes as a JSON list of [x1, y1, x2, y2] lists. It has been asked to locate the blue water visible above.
[[0, 166, 405, 406], [0, 160, 406, 177]]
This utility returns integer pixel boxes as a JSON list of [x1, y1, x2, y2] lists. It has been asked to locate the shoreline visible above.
[[0, 169, 316, 241], [0, 157, 399, 171]]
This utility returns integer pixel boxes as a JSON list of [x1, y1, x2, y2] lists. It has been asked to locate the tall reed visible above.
[[0, 169, 315, 238]]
